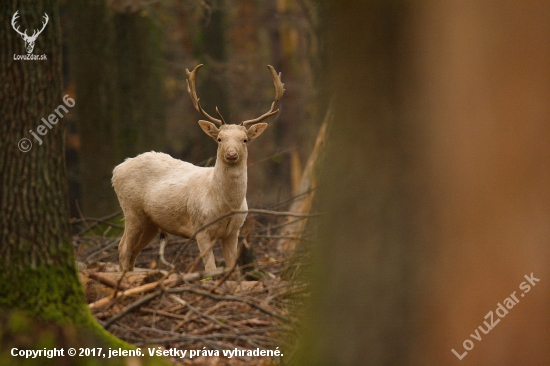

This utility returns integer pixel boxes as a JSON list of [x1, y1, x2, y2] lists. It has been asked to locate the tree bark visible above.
[[66, 0, 120, 218], [190, 0, 230, 161], [0, 0, 86, 323], [0, 3, 166, 364], [114, 7, 165, 158]]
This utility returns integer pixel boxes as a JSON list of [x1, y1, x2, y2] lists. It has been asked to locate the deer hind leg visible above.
[[118, 214, 158, 271], [195, 231, 217, 272]]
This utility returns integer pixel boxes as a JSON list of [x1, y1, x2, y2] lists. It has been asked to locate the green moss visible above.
[[7, 310, 31, 333], [0, 261, 169, 364], [36, 330, 56, 350], [0, 265, 87, 324], [0, 309, 171, 366]]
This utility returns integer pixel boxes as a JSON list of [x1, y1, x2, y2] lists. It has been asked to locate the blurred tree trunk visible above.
[[414, 2, 550, 365], [297, 2, 418, 365], [67, 0, 120, 217], [299, 1, 550, 365], [114, 7, 165, 158], [193, 0, 229, 159], [67, 2, 166, 217], [199, 0, 229, 117]]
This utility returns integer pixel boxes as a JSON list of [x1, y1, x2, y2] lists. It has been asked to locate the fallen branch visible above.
[[87, 271, 130, 291], [88, 267, 229, 310]]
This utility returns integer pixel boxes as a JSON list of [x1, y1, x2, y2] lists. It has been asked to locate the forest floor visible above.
[[72, 209, 312, 366]]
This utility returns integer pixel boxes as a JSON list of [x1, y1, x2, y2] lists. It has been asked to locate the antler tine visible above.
[[242, 65, 285, 127], [38, 13, 49, 34], [215, 106, 226, 125], [11, 11, 27, 37], [185, 64, 224, 126]]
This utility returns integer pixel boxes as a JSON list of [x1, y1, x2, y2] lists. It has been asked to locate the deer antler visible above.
[[32, 13, 49, 39], [11, 11, 27, 38], [11, 11, 49, 39], [242, 65, 285, 127], [185, 64, 225, 126]]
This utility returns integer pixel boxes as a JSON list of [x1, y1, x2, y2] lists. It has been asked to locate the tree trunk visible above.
[[192, 0, 229, 160], [114, 7, 165, 158], [0, 3, 166, 364], [299, 1, 550, 365], [66, 0, 121, 218], [0, 0, 85, 323], [297, 2, 417, 365]]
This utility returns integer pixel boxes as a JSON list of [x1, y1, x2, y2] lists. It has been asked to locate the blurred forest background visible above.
[[3, 1, 550, 365], [60, 0, 321, 219]]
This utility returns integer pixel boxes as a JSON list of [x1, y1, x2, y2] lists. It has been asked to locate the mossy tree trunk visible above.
[[0, 0, 87, 324], [0, 2, 166, 364]]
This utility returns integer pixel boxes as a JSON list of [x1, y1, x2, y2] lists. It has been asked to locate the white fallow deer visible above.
[[112, 64, 284, 272]]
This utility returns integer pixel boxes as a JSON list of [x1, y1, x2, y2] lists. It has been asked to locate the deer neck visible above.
[[212, 156, 247, 209]]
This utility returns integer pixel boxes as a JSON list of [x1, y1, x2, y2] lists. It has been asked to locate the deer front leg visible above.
[[221, 232, 241, 280], [221, 231, 239, 269], [196, 231, 217, 271]]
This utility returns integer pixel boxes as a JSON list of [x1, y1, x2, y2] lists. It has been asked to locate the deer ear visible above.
[[246, 123, 268, 141], [199, 120, 220, 140]]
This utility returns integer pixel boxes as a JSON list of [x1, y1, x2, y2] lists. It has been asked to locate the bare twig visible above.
[[166, 287, 290, 322], [112, 270, 129, 298], [85, 238, 119, 262], [75, 218, 124, 229], [175, 209, 319, 273], [213, 244, 244, 289], [103, 290, 163, 329], [158, 233, 174, 269], [74, 200, 94, 238], [169, 294, 238, 332], [73, 210, 123, 236], [140, 307, 187, 320]]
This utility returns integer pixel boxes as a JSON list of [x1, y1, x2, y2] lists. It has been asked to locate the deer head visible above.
[[185, 64, 285, 164], [11, 11, 49, 54]]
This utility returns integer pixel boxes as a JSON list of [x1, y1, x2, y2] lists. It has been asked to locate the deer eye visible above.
[[243, 139, 248, 143], [217, 138, 221, 142]]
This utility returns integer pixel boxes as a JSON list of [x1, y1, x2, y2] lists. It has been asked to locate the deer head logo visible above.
[[11, 11, 49, 54]]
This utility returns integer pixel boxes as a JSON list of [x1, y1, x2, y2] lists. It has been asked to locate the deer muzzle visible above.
[[224, 148, 239, 162]]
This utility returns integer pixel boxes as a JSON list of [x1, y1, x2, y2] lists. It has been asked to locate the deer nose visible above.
[[225, 149, 238, 161]]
